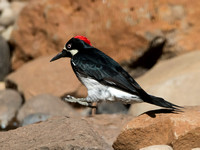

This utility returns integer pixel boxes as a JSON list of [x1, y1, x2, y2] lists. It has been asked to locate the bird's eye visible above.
[[67, 44, 72, 49]]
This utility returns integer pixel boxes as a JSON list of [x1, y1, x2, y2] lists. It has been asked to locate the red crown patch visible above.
[[74, 35, 92, 46]]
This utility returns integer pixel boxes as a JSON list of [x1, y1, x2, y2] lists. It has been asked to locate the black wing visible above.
[[71, 48, 143, 96], [71, 48, 182, 110]]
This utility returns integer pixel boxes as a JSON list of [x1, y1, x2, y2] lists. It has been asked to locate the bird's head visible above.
[[50, 35, 92, 62]]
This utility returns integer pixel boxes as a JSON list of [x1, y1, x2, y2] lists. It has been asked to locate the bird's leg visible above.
[[91, 102, 97, 116], [63, 95, 97, 108]]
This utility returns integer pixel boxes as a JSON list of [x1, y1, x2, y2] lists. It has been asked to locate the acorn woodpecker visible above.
[[50, 35, 181, 110]]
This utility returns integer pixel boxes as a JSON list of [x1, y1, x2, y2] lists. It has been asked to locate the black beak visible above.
[[50, 50, 70, 62]]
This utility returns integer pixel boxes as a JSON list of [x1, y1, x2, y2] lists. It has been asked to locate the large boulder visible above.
[[113, 106, 200, 150], [0, 116, 112, 150], [5, 55, 87, 100], [130, 51, 200, 116], [10, 0, 200, 69], [17, 94, 79, 124]]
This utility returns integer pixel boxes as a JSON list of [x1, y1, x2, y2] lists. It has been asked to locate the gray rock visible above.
[[0, 36, 10, 81], [0, 89, 22, 129], [22, 113, 50, 126], [17, 94, 79, 123], [0, 116, 112, 150], [96, 102, 128, 114], [140, 145, 173, 150]]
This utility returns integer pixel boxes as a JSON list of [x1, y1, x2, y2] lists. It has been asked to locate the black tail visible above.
[[147, 95, 183, 110]]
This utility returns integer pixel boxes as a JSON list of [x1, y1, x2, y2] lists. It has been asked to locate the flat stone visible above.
[[0, 116, 112, 150]]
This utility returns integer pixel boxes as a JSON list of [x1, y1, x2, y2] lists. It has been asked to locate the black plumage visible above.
[[50, 36, 182, 110]]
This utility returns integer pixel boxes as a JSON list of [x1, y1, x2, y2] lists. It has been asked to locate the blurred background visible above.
[[1, 0, 200, 130]]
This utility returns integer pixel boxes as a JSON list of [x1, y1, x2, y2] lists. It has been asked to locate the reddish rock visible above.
[[10, 0, 147, 69], [113, 106, 200, 150], [5, 55, 87, 100], [11, 0, 200, 69], [0, 116, 112, 150], [172, 127, 200, 150]]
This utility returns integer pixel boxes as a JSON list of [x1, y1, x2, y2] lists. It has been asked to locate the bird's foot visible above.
[[64, 95, 97, 108]]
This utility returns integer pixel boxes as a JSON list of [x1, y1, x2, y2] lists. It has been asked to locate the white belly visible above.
[[79, 76, 142, 104]]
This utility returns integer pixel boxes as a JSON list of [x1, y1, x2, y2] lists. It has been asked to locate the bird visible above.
[[50, 35, 182, 110]]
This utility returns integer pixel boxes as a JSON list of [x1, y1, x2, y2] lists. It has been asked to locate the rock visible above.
[[1, 25, 13, 41], [96, 102, 129, 114], [22, 113, 50, 126], [0, 0, 15, 26], [140, 145, 173, 150], [86, 114, 133, 146], [129, 51, 200, 116], [0, 36, 10, 81], [0, 116, 112, 150], [10, 0, 200, 70], [0, 82, 5, 90], [172, 127, 200, 150], [5, 55, 87, 100], [0, 89, 22, 129], [10, 0, 148, 69], [113, 106, 200, 150], [10, 1, 27, 18], [0, 25, 5, 32], [17, 94, 79, 123]]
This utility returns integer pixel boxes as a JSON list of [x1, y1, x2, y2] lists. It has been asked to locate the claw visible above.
[[63, 95, 92, 107]]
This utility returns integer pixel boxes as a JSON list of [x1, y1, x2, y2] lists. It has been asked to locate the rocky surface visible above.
[[86, 114, 133, 146], [10, 0, 200, 69], [0, 116, 112, 150], [113, 106, 200, 150], [0, 36, 10, 81], [0, 89, 22, 129], [17, 94, 79, 123], [5, 55, 87, 100], [130, 51, 200, 116]]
